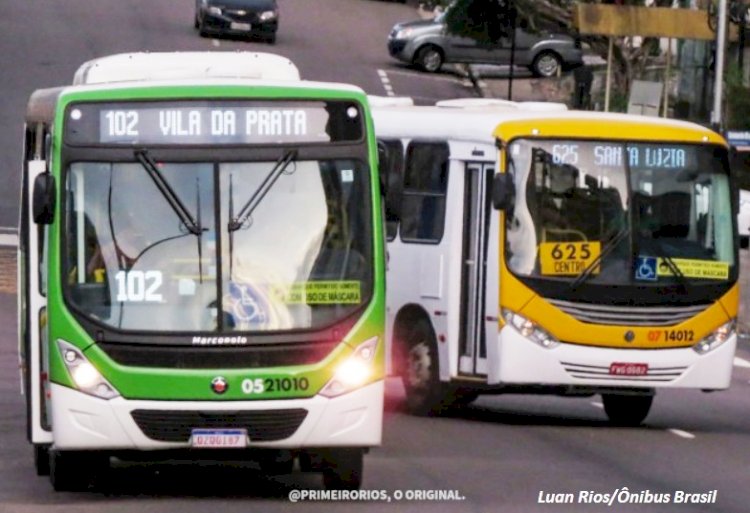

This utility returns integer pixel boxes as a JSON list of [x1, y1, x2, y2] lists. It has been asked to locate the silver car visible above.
[[387, 11, 583, 77]]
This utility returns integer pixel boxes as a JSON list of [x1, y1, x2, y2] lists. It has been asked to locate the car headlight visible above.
[[502, 309, 560, 349], [319, 336, 378, 398], [393, 28, 413, 39], [692, 319, 735, 354], [259, 10, 277, 21], [57, 340, 119, 399], [207, 6, 222, 15]]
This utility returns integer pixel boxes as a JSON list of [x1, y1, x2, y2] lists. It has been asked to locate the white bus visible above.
[[374, 99, 739, 426]]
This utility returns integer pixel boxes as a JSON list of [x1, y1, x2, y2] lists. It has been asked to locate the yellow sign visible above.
[[657, 258, 729, 280], [574, 4, 737, 41], [540, 242, 601, 276], [270, 281, 362, 304]]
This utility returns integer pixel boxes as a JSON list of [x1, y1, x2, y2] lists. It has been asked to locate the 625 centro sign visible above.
[[539, 241, 601, 276]]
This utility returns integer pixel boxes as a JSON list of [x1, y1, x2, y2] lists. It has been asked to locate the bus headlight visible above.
[[57, 340, 120, 399], [320, 336, 378, 398], [692, 319, 735, 355], [502, 309, 560, 349]]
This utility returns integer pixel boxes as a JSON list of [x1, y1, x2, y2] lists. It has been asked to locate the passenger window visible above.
[[377, 139, 404, 241], [400, 142, 449, 243]]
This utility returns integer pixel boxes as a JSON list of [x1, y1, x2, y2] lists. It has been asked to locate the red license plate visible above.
[[609, 362, 649, 376]]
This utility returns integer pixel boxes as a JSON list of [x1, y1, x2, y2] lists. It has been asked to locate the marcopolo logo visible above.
[[192, 336, 248, 346], [211, 376, 229, 394]]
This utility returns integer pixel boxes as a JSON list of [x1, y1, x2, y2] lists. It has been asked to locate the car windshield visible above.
[[505, 139, 735, 289], [64, 159, 372, 333]]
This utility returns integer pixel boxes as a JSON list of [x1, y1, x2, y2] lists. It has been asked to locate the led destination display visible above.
[[65, 100, 363, 145], [548, 143, 695, 170]]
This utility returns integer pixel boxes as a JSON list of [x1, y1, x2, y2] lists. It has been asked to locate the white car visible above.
[[739, 189, 750, 248]]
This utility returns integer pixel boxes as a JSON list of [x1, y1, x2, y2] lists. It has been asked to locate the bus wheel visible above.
[[452, 389, 479, 406], [258, 450, 294, 475], [34, 444, 51, 476], [402, 318, 448, 415], [322, 448, 364, 491], [49, 451, 108, 491], [602, 394, 653, 426]]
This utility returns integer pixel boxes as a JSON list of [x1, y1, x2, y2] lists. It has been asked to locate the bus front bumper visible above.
[[489, 326, 736, 390], [49, 380, 383, 450]]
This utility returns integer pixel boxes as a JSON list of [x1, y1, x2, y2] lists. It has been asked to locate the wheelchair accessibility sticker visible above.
[[635, 256, 730, 281], [635, 256, 658, 281]]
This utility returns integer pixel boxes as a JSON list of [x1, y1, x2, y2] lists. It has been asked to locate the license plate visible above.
[[230, 22, 251, 31], [609, 362, 649, 376], [190, 429, 247, 448]]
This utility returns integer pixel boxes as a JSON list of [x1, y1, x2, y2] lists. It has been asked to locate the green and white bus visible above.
[[19, 52, 385, 491]]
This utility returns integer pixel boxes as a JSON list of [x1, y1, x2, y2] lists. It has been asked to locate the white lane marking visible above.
[[590, 401, 603, 409], [668, 429, 695, 439], [0, 226, 18, 232], [212, 39, 220, 47], [734, 356, 750, 369], [0, 234, 19, 247], [384, 67, 465, 84], [377, 69, 395, 97]]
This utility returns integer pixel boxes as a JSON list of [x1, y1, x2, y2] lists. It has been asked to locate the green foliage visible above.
[[443, 0, 514, 45], [725, 63, 750, 130], [420, 0, 451, 10]]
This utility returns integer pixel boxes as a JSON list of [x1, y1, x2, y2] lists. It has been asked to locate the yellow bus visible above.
[[375, 99, 738, 425]]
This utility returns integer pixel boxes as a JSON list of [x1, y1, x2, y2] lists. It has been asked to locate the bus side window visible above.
[[400, 141, 449, 244], [377, 139, 404, 241]]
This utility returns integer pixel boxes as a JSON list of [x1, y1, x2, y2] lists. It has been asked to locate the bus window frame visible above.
[[398, 140, 450, 245]]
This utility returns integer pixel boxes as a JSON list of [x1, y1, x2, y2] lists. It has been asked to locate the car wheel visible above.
[[415, 45, 443, 73], [265, 33, 277, 44], [194, 14, 199, 29], [602, 394, 653, 426], [531, 51, 562, 78], [198, 19, 209, 38]]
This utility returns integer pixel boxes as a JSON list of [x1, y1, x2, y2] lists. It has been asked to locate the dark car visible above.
[[388, 11, 583, 77], [195, 0, 279, 44]]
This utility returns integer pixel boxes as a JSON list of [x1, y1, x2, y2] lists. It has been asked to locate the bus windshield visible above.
[[64, 158, 372, 333], [505, 139, 735, 289]]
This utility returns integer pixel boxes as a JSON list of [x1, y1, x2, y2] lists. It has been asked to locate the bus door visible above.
[[458, 162, 495, 376], [21, 157, 53, 444]]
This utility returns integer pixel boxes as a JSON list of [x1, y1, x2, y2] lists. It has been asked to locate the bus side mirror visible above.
[[377, 141, 389, 197], [32, 173, 56, 225], [492, 173, 514, 210]]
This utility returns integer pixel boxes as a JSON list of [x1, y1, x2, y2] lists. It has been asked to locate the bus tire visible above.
[[402, 317, 451, 416], [602, 394, 653, 426], [322, 448, 364, 491], [34, 444, 51, 476], [258, 450, 294, 475], [49, 450, 108, 491]]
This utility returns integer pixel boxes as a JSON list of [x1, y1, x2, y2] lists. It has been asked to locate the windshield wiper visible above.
[[135, 149, 203, 235], [228, 150, 297, 232], [647, 240, 690, 293], [569, 225, 630, 291]]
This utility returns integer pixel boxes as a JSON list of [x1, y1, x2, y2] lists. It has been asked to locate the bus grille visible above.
[[548, 299, 708, 326], [131, 409, 308, 443], [561, 362, 687, 382], [99, 342, 337, 369]]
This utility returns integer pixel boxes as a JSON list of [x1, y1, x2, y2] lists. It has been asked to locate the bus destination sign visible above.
[[64, 101, 362, 145]]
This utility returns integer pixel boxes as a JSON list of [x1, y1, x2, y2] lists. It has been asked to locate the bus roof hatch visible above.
[[72, 51, 301, 85]]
